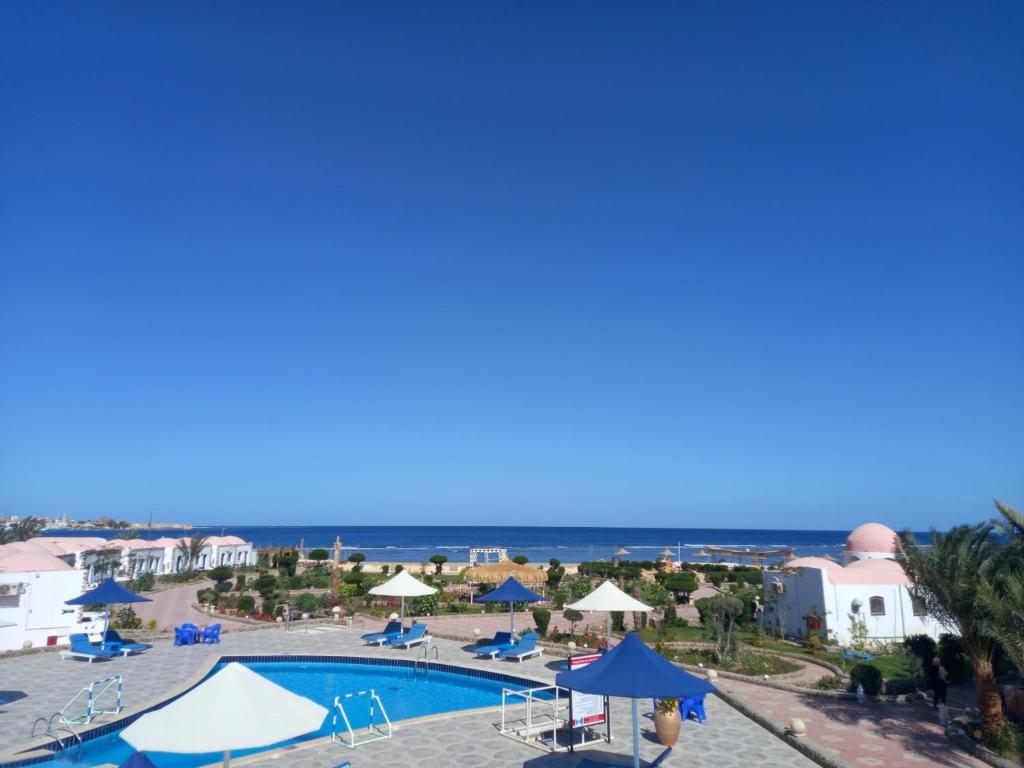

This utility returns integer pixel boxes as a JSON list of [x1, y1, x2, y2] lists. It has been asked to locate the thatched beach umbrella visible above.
[[464, 557, 547, 586]]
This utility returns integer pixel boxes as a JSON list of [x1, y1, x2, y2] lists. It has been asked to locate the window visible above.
[[911, 595, 927, 617], [869, 596, 885, 616]]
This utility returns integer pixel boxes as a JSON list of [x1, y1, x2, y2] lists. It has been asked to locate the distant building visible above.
[[0, 534, 256, 652], [760, 522, 947, 645]]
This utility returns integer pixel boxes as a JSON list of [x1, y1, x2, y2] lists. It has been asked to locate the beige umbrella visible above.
[[464, 557, 547, 586], [121, 662, 327, 767], [567, 580, 651, 644]]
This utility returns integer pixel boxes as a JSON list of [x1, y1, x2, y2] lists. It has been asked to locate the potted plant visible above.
[[653, 698, 681, 746]]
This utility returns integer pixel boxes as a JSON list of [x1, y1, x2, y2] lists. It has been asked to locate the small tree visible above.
[[236, 595, 256, 615], [705, 595, 744, 664], [277, 551, 299, 577], [209, 565, 234, 585], [547, 559, 565, 588], [347, 553, 366, 572], [563, 608, 584, 635], [308, 549, 329, 569], [512, 555, 529, 565], [253, 572, 278, 599], [429, 554, 448, 576], [532, 607, 551, 636], [665, 572, 699, 604]]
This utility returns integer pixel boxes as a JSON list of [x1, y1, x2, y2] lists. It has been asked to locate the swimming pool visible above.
[[7, 656, 548, 768]]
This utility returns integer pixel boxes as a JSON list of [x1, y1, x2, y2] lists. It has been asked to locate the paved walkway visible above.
[[132, 582, 247, 632], [715, 676, 985, 768], [0, 625, 815, 768]]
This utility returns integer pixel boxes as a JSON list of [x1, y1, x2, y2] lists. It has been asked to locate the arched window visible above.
[[869, 596, 885, 616]]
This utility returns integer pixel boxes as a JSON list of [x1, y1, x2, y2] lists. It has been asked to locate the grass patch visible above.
[[659, 647, 801, 676]]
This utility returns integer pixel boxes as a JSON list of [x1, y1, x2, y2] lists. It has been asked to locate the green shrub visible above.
[[130, 572, 155, 592], [196, 588, 217, 604], [295, 592, 319, 613], [214, 580, 232, 593], [237, 595, 256, 614], [849, 664, 883, 696], [709, 573, 724, 588], [532, 607, 551, 636], [208, 565, 234, 584], [611, 611, 625, 632], [410, 593, 438, 615], [114, 606, 142, 629], [883, 677, 918, 695], [938, 633, 969, 684], [563, 608, 584, 634], [234, 574, 246, 591], [815, 675, 845, 691], [252, 572, 278, 598]]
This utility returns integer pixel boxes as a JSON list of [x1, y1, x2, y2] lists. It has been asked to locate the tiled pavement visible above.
[[0, 623, 817, 768], [714, 677, 986, 768]]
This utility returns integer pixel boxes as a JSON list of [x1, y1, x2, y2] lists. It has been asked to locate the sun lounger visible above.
[[498, 631, 542, 662], [386, 622, 430, 648], [104, 629, 151, 654], [361, 620, 404, 646], [61, 633, 117, 663], [474, 631, 516, 658]]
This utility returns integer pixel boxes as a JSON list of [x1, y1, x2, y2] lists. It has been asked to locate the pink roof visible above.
[[208, 536, 247, 546], [152, 537, 182, 547], [786, 556, 842, 571], [827, 557, 910, 585], [845, 522, 899, 554], [0, 546, 74, 572]]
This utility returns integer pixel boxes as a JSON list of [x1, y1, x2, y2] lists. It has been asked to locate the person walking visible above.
[[932, 656, 949, 709]]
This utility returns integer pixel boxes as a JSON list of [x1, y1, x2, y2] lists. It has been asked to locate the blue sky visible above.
[[1, 2, 1021, 530]]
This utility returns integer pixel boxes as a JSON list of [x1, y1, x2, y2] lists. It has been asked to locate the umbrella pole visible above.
[[401, 596, 405, 620], [509, 604, 514, 635], [223, 749, 231, 767], [631, 698, 640, 768], [606, 613, 612, 646]]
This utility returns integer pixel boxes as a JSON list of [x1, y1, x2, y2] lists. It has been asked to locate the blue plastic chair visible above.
[[681, 694, 707, 723], [174, 626, 197, 646], [201, 624, 222, 644]]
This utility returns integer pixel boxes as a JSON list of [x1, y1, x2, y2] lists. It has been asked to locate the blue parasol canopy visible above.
[[474, 577, 546, 635], [119, 753, 157, 768], [556, 632, 715, 698], [66, 579, 152, 606], [475, 577, 546, 605]]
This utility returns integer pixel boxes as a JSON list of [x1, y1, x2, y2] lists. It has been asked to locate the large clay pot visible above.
[[653, 707, 681, 746]]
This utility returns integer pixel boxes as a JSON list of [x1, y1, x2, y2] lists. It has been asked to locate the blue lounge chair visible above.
[[474, 631, 516, 658], [201, 624, 222, 644], [361, 620, 404, 646], [61, 633, 117, 663], [386, 622, 430, 648], [174, 626, 197, 646], [498, 631, 542, 662], [104, 629, 151, 654]]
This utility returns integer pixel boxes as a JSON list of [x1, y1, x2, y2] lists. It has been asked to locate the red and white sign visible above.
[[568, 653, 606, 728]]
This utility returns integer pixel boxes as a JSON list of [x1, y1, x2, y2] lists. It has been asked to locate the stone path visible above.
[[0, 625, 816, 768], [715, 676, 986, 768], [132, 581, 247, 632]]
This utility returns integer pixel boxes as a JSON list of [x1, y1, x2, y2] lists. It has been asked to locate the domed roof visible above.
[[785, 556, 842, 571], [845, 523, 898, 554], [830, 557, 910, 585]]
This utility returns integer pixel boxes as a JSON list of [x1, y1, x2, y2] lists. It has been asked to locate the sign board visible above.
[[568, 653, 607, 728]]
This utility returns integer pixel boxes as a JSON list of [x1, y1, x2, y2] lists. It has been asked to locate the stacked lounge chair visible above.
[[386, 622, 430, 648], [497, 631, 542, 662], [361, 619, 404, 646], [474, 631, 516, 658], [61, 633, 118, 662], [103, 629, 152, 655]]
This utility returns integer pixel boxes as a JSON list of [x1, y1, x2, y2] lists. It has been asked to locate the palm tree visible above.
[[175, 536, 209, 571], [977, 500, 1024, 675], [897, 524, 1004, 734], [1, 516, 46, 543]]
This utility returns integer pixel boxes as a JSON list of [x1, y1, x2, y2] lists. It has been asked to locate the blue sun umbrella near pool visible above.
[[556, 632, 715, 768], [65, 578, 151, 641], [121, 662, 328, 768], [474, 576, 547, 635]]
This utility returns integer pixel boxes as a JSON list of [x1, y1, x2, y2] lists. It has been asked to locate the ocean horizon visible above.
[[41, 524, 929, 564]]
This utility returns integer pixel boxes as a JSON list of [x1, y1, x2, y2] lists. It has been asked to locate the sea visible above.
[[40, 525, 925, 564]]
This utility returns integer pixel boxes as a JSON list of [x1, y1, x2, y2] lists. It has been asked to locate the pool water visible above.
[[22, 660, 545, 768]]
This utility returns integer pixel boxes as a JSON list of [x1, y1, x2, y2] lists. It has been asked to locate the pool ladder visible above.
[[31, 712, 83, 762], [414, 645, 439, 675]]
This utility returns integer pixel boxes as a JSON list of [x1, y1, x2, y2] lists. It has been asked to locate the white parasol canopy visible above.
[[121, 662, 327, 767], [566, 580, 652, 644], [0, 619, 16, 629], [368, 570, 437, 618]]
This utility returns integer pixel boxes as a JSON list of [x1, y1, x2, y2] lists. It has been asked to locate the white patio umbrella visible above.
[[566, 580, 652, 645], [368, 569, 437, 619], [121, 662, 327, 767]]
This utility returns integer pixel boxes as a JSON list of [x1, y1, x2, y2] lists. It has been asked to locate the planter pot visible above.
[[653, 708, 681, 746]]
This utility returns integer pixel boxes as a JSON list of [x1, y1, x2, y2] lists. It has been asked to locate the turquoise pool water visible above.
[[17, 659, 545, 768]]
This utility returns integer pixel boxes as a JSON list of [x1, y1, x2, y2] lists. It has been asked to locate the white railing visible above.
[[331, 689, 392, 749], [499, 685, 568, 752]]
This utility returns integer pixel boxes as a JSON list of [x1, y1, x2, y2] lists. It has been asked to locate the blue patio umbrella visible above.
[[119, 753, 157, 768], [474, 577, 547, 635], [66, 578, 151, 639], [556, 632, 715, 768]]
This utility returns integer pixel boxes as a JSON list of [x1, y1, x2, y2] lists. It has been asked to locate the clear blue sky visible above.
[[1, 2, 1021, 530]]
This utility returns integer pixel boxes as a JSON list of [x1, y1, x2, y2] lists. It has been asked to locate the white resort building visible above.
[[760, 522, 947, 646], [0, 535, 256, 652]]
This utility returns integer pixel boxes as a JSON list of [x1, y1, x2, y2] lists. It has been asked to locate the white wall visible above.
[[0, 569, 84, 652]]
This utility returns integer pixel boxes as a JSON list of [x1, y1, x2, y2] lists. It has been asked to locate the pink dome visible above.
[[786, 556, 841, 571], [845, 523, 898, 554], [830, 558, 910, 585]]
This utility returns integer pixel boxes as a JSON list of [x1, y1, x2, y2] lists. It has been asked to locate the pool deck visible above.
[[0, 624, 817, 768]]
